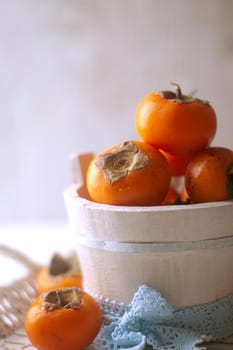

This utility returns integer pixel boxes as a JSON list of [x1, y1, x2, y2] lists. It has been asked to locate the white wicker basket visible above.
[[0, 245, 40, 349]]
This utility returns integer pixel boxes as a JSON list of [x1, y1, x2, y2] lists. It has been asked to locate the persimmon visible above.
[[160, 149, 194, 176], [25, 287, 102, 350], [185, 146, 233, 203], [162, 186, 180, 205], [36, 253, 82, 294], [86, 140, 171, 206], [180, 185, 190, 202], [135, 83, 217, 155]]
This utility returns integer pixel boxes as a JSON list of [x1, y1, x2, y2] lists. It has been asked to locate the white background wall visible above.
[[0, 0, 233, 224]]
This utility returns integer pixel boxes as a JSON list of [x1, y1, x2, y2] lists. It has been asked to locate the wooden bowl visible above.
[[64, 153, 233, 307]]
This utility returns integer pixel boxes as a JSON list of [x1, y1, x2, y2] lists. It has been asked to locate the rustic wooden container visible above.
[[64, 153, 233, 307]]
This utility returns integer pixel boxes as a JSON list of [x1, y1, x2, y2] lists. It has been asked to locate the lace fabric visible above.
[[94, 284, 233, 350]]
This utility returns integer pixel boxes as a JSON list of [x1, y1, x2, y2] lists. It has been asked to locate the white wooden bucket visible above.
[[64, 153, 233, 307]]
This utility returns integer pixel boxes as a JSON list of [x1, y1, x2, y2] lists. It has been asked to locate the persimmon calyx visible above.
[[158, 82, 209, 105], [42, 287, 83, 311], [49, 253, 82, 277], [227, 164, 233, 199], [49, 253, 71, 276], [95, 140, 150, 185]]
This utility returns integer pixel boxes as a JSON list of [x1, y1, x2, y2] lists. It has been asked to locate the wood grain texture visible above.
[[2, 331, 233, 349], [64, 185, 233, 243]]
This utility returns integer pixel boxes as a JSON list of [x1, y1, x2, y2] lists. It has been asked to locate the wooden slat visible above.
[[206, 336, 233, 349], [143, 338, 233, 349], [2, 331, 233, 349], [206, 342, 233, 349]]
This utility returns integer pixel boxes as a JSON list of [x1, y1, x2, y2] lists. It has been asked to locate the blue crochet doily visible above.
[[94, 284, 233, 350]]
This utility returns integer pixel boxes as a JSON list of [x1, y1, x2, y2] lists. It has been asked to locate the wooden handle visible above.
[[69, 152, 95, 200]]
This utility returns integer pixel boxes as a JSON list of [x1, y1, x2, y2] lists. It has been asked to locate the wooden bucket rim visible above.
[[64, 185, 233, 214]]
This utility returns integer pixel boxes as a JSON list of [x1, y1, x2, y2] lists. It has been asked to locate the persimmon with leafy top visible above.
[[36, 253, 82, 294], [185, 146, 233, 203], [86, 140, 171, 206], [135, 83, 217, 156], [25, 287, 102, 350]]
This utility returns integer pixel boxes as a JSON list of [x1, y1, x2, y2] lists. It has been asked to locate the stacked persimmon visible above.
[[86, 83, 233, 205]]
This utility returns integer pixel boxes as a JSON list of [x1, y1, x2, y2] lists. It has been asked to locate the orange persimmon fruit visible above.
[[135, 83, 217, 156], [162, 186, 180, 205], [86, 140, 171, 206], [180, 185, 190, 203], [25, 287, 102, 350], [36, 253, 82, 294], [185, 146, 233, 203], [159, 149, 194, 176]]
